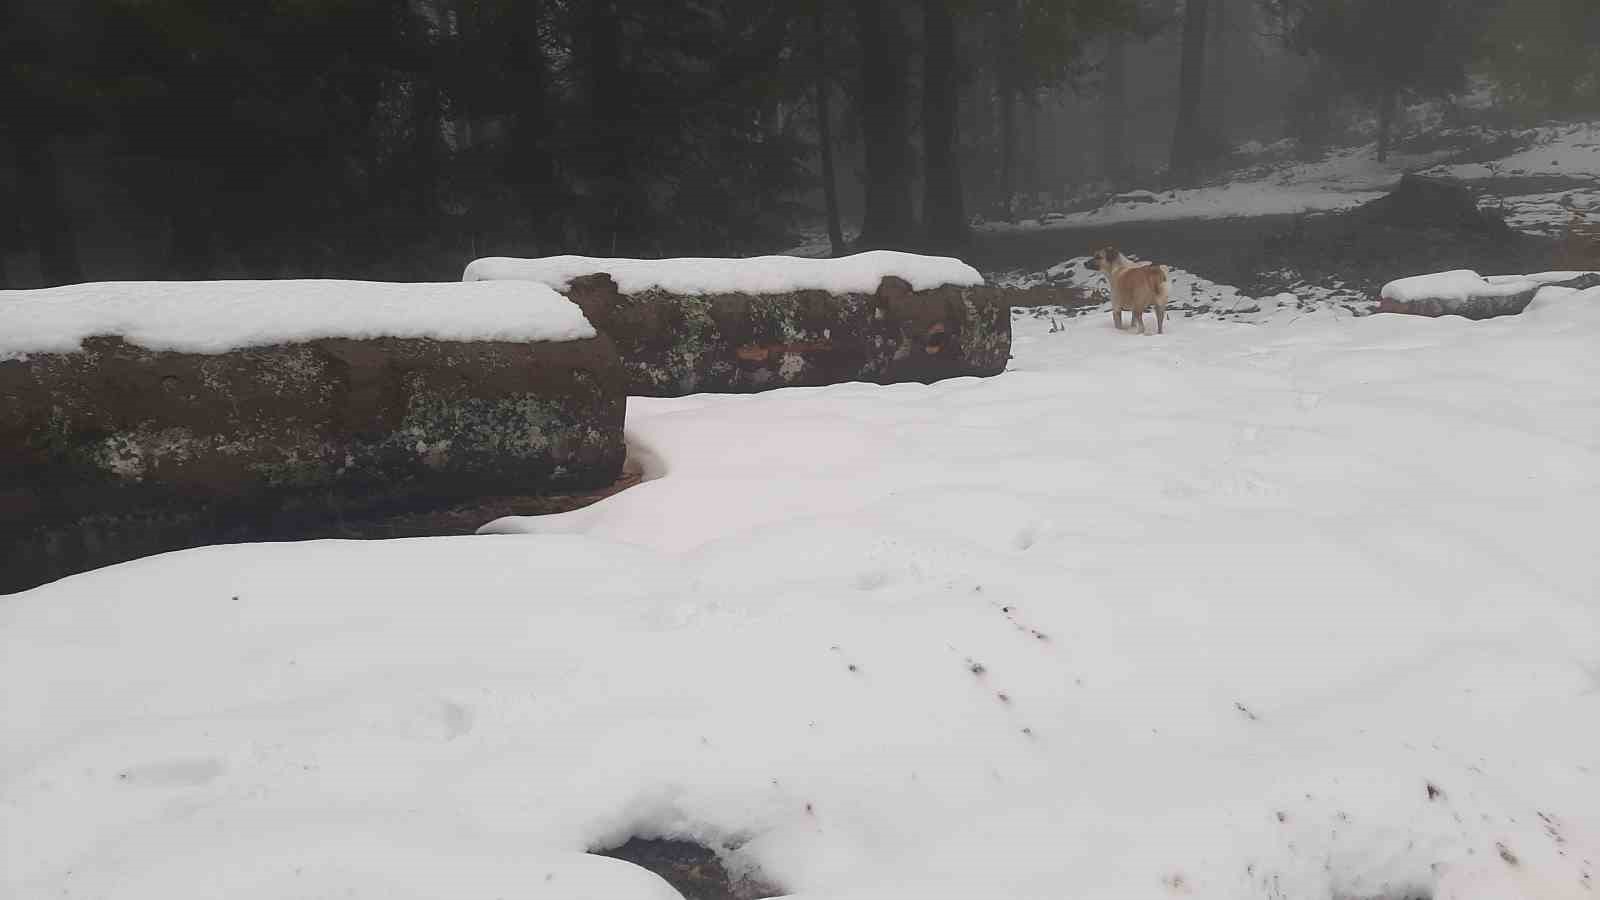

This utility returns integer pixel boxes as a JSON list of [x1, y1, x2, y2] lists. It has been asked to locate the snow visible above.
[[976, 124, 1600, 236], [0, 280, 595, 360], [1380, 270, 1541, 303], [5, 281, 1600, 900], [1431, 123, 1600, 181], [999, 255, 1326, 321], [462, 251, 985, 295], [978, 145, 1455, 231]]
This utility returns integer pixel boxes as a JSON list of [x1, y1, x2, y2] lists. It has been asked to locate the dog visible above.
[[1084, 246, 1169, 334]]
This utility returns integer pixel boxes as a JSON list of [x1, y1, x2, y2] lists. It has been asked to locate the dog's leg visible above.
[[1156, 304, 1166, 335], [1133, 305, 1146, 335], [1113, 305, 1125, 331]]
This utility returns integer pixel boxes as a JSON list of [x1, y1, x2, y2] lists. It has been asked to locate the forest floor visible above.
[[841, 119, 1600, 311]]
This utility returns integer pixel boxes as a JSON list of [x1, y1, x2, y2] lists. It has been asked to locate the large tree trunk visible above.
[[412, 73, 443, 219], [506, 0, 554, 234], [852, 0, 915, 248], [583, 0, 630, 252], [166, 206, 215, 279], [14, 133, 82, 287], [813, 1, 845, 256], [1206, 0, 1228, 147], [998, 76, 1017, 221], [1102, 32, 1129, 188], [1169, 0, 1211, 187], [1376, 82, 1398, 162], [994, 0, 1022, 221], [921, 0, 965, 247]]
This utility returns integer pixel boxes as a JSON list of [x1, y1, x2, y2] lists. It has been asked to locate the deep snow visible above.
[[0, 279, 594, 360], [4, 284, 1599, 900], [462, 251, 984, 295]]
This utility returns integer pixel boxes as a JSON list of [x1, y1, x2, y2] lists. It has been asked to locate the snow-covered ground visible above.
[[0, 280, 592, 360], [5, 284, 1600, 899], [997, 254, 1340, 320], [980, 122, 1600, 236], [1424, 123, 1600, 237], [979, 145, 1448, 232]]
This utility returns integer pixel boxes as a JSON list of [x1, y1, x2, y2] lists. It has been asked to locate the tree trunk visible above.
[[1023, 92, 1040, 201], [166, 206, 215, 280], [412, 73, 443, 219], [1102, 33, 1129, 188], [1207, 0, 1228, 146], [921, 0, 965, 246], [851, 0, 915, 248], [14, 133, 82, 287], [583, 0, 630, 252], [507, 0, 554, 231], [1376, 82, 1398, 162], [998, 76, 1017, 221], [814, 1, 845, 256], [1169, 0, 1211, 186]]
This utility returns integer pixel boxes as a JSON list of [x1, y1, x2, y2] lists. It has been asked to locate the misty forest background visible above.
[[3, 0, 1597, 289]]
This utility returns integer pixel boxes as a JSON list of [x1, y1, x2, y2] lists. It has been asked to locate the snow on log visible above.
[[464, 253, 1009, 396], [1377, 270, 1544, 319], [0, 280, 624, 593], [0, 279, 594, 360], [462, 250, 985, 296]]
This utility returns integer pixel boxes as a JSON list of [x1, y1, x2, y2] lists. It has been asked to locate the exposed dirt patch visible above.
[[593, 837, 782, 900]]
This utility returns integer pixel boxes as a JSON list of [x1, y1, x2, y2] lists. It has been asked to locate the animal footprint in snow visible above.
[[855, 569, 890, 591], [116, 758, 225, 788], [1012, 526, 1038, 551], [362, 698, 475, 741]]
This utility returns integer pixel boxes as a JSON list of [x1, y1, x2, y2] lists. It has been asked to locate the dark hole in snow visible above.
[[592, 837, 783, 900]]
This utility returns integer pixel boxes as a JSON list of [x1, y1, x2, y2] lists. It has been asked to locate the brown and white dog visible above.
[[1085, 246, 1169, 334]]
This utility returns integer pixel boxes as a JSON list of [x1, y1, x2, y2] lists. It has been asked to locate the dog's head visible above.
[[1084, 245, 1121, 272]]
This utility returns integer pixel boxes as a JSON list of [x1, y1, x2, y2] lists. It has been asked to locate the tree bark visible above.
[[506, 0, 554, 230], [1102, 32, 1129, 188], [166, 206, 215, 280], [412, 72, 443, 218], [1376, 81, 1398, 162], [583, 0, 630, 251], [998, 75, 1017, 221], [14, 133, 83, 287], [1169, 0, 1211, 186], [813, 1, 845, 256], [921, 0, 965, 246], [852, 0, 915, 248], [1207, 0, 1228, 146], [994, 0, 1023, 221]]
